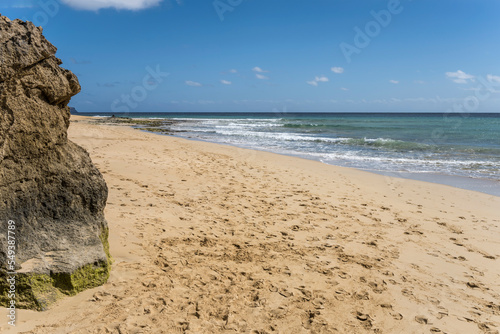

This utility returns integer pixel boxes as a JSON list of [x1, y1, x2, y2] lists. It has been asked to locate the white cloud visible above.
[[389, 80, 399, 84], [185, 80, 202, 87], [221, 80, 232, 85], [252, 67, 268, 73], [307, 75, 328, 86], [331, 67, 344, 74], [255, 74, 269, 80], [229, 69, 237, 73], [445, 70, 474, 84], [341, 87, 349, 91], [487, 74, 500, 83], [60, 0, 162, 11], [0, 1, 35, 8], [11, 3, 36, 8], [404, 97, 428, 102]]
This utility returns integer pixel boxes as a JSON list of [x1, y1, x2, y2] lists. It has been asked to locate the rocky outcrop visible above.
[[0, 15, 110, 310]]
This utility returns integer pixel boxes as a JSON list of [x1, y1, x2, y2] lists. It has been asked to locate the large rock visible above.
[[0, 15, 110, 310]]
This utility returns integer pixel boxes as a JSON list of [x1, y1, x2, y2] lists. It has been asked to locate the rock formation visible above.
[[0, 15, 110, 310]]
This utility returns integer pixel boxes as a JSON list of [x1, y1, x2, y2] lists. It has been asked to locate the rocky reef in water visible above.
[[0, 15, 110, 310]]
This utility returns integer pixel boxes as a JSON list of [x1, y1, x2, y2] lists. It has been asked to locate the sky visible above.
[[1, 0, 500, 113]]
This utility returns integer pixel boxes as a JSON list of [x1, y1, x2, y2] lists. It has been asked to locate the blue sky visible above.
[[2, 0, 500, 112]]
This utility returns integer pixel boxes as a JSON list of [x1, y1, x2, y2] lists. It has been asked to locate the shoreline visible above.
[[369, 170, 500, 198], [177, 135, 500, 198], [6, 115, 499, 333], [79, 114, 500, 198]]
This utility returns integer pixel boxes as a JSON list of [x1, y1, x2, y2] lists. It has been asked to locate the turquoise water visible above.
[[83, 112, 500, 195]]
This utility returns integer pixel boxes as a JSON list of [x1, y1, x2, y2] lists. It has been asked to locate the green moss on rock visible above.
[[0, 273, 62, 310], [52, 262, 110, 296], [0, 260, 110, 311], [0, 227, 111, 311], [99, 226, 112, 265]]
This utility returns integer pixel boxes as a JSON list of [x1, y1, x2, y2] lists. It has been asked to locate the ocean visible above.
[[81, 112, 500, 196]]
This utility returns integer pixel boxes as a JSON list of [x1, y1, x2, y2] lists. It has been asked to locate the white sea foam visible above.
[[167, 115, 500, 182]]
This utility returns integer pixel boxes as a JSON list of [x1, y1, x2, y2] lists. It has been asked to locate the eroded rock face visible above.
[[0, 15, 110, 310]]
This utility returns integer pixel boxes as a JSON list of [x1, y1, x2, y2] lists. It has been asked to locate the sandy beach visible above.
[[3, 115, 500, 334]]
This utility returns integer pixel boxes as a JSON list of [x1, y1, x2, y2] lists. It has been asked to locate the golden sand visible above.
[[4, 116, 500, 333]]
